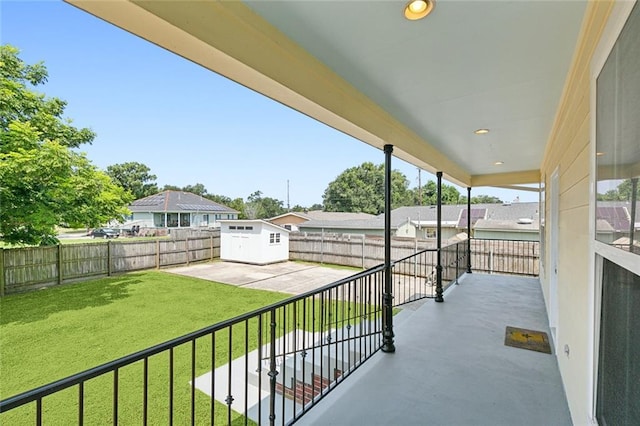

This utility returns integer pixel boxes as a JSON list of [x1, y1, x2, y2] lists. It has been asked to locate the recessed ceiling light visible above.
[[596, 152, 605, 156], [494, 161, 504, 165], [474, 128, 490, 135], [404, 0, 435, 21]]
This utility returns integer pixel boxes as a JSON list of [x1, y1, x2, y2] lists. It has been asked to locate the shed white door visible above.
[[229, 233, 250, 261]]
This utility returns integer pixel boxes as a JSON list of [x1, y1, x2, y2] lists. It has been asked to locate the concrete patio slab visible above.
[[165, 261, 358, 294]]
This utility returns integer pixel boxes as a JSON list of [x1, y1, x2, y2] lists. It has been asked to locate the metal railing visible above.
[[0, 266, 385, 426], [0, 240, 472, 425], [391, 239, 469, 307], [470, 238, 539, 276]]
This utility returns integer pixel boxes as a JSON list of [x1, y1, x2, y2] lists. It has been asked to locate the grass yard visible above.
[[0, 270, 378, 425], [0, 271, 290, 425]]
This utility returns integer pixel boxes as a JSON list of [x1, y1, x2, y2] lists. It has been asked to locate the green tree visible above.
[[470, 195, 503, 204], [597, 178, 640, 201], [162, 184, 181, 191], [106, 162, 158, 200], [182, 183, 207, 196], [0, 45, 131, 245], [322, 162, 412, 214], [410, 181, 461, 205], [244, 190, 285, 219], [205, 194, 247, 219]]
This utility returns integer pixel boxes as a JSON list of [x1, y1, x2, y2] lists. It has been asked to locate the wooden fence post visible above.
[[156, 239, 160, 269], [210, 234, 214, 261], [0, 248, 5, 297], [185, 237, 190, 265], [57, 244, 63, 285], [107, 240, 112, 276]]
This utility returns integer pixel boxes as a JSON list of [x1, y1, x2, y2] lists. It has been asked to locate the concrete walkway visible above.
[[166, 261, 358, 294], [298, 273, 572, 426]]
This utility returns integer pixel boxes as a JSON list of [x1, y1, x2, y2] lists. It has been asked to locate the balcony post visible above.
[[382, 144, 396, 352], [467, 186, 472, 273], [435, 172, 444, 302]]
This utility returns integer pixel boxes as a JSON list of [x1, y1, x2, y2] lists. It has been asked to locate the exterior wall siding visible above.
[[540, 1, 614, 423]]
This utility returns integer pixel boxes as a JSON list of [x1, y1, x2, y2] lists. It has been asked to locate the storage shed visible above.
[[219, 220, 290, 265]]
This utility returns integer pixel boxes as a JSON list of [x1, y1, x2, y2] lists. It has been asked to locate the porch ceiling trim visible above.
[[471, 170, 541, 188], [67, 0, 471, 186]]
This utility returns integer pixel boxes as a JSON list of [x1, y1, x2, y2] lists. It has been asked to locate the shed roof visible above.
[[219, 219, 290, 232]]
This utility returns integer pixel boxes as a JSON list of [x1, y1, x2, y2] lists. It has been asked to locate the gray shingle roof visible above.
[[299, 202, 540, 232], [129, 191, 238, 213]]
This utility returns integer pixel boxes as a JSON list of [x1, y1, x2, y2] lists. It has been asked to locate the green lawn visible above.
[[0, 271, 290, 425], [0, 270, 376, 425]]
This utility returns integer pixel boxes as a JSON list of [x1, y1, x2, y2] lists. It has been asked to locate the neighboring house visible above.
[[128, 191, 238, 229], [473, 219, 539, 241], [298, 217, 387, 236], [219, 220, 289, 265], [269, 210, 375, 231], [299, 202, 541, 241]]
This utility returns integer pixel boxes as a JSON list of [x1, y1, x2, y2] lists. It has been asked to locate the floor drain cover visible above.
[[504, 326, 552, 354]]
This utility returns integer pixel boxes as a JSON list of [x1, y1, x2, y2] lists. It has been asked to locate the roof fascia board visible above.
[[471, 170, 541, 187]]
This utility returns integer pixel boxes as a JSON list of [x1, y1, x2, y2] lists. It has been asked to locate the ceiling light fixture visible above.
[[596, 152, 605, 156], [494, 161, 504, 165], [404, 0, 435, 21], [474, 128, 490, 135]]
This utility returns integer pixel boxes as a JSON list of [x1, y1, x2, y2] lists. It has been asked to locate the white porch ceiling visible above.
[[67, 0, 587, 187]]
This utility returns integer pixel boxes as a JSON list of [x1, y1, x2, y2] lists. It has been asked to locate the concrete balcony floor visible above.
[[298, 273, 571, 426]]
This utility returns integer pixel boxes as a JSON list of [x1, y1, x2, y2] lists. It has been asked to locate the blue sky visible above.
[[2, 0, 538, 207]]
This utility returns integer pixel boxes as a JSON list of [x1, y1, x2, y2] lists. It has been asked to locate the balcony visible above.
[[298, 273, 570, 425], [1, 239, 568, 425]]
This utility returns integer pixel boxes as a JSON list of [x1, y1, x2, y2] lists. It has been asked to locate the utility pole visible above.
[[418, 168, 422, 205], [287, 179, 290, 211]]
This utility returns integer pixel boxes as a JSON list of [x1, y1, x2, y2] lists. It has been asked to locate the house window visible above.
[[596, 259, 640, 425], [230, 226, 237, 230], [595, 2, 640, 257], [167, 213, 179, 228], [269, 233, 281, 244], [180, 213, 190, 227], [154, 213, 165, 227], [594, 4, 640, 425], [425, 229, 436, 238], [246, 226, 253, 230]]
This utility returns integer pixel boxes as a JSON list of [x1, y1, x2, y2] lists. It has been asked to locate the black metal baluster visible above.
[[268, 309, 278, 426], [191, 340, 196, 426], [36, 398, 42, 426], [78, 382, 84, 426], [226, 328, 233, 426], [311, 295, 316, 403], [169, 348, 174, 426], [257, 316, 262, 426], [143, 357, 148, 426], [245, 319, 249, 425], [301, 298, 306, 408], [281, 306, 286, 425], [113, 368, 119, 426], [211, 332, 215, 426], [292, 300, 297, 420]]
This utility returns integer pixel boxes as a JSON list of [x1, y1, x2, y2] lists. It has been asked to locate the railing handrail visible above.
[[390, 247, 438, 265], [0, 262, 386, 413]]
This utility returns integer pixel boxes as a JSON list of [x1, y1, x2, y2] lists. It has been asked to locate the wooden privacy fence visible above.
[[0, 233, 219, 295], [470, 238, 539, 276], [289, 233, 437, 269], [0, 231, 538, 297], [289, 233, 539, 277]]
